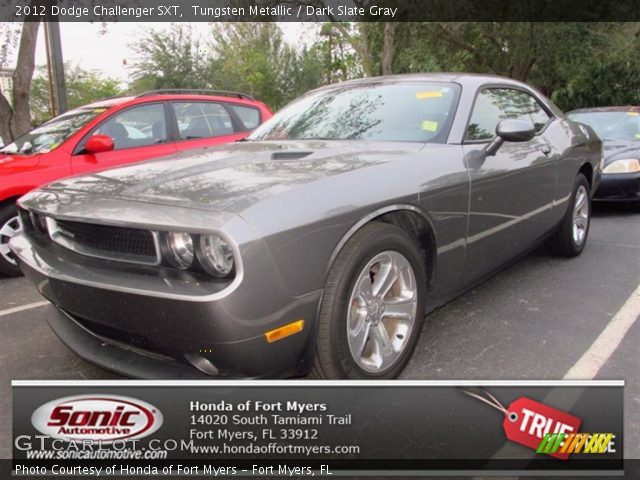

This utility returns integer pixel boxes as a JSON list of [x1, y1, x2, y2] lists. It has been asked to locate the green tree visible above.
[[30, 63, 124, 125], [129, 23, 212, 93], [318, 23, 363, 83], [209, 23, 325, 109], [361, 22, 640, 110], [128, 23, 324, 109], [551, 23, 640, 109]]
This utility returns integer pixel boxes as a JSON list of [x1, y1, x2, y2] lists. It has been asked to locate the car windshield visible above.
[[249, 82, 460, 143], [0, 107, 107, 154], [568, 111, 640, 142]]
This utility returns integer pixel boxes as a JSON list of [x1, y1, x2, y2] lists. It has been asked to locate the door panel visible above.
[[72, 103, 176, 175], [462, 88, 558, 282]]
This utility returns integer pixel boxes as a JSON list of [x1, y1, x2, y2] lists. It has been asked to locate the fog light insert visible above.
[[197, 234, 234, 277], [164, 232, 194, 269], [265, 320, 305, 343]]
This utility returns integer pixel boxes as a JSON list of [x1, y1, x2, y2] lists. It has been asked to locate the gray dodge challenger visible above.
[[10, 74, 602, 379]]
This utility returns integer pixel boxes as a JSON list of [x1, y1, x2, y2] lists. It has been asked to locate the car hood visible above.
[[602, 139, 640, 166], [0, 152, 40, 172], [36, 140, 426, 214]]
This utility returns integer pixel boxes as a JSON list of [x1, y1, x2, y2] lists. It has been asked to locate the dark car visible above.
[[11, 74, 601, 379], [0, 90, 273, 276], [567, 107, 640, 210]]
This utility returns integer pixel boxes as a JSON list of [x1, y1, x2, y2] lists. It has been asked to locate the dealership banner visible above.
[[10, 380, 623, 477], [3, 0, 640, 22]]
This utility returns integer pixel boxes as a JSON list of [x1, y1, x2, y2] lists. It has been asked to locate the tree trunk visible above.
[[328, 21, 374, 77], [0, 20, 40, 144], [0, 94, 12, 145], [381, 23, 397, 76], [11, 20, 40, 139]]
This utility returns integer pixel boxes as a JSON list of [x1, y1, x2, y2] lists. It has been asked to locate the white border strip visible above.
[[12, 380, 624, 387]]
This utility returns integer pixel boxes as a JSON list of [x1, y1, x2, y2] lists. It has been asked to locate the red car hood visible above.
[[0, 153, 40, 173]]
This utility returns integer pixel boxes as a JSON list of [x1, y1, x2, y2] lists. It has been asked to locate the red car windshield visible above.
[[0, 107, 107, 155]]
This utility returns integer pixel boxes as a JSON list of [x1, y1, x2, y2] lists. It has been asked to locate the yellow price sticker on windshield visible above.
[[627, 111, 639, 116], [416, 90, 443, 100], [421, 120, 439, 132]]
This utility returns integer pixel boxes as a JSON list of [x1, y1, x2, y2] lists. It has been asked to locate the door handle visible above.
[[540, 145, 551, 155]]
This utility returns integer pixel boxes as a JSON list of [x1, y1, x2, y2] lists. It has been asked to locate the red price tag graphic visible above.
[[464, 390, 582, 460], [504, 397, 581, 460]]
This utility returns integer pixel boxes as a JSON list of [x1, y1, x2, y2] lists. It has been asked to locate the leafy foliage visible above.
[[5, 21, 640, 144], [129, 24, 212, 93], [30, 63, 123, 125], [360, 22, 640, 110]]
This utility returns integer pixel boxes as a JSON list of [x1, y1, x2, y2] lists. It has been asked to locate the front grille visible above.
[[51, 219, 159, 264]]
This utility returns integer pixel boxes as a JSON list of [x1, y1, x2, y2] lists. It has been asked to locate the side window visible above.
[[466, 88, 551, 141], [94, 104, 167, 150], [228, 104, 261, 130], [172, 102, 234, 140]]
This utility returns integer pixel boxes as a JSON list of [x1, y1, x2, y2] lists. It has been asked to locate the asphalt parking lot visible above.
[[0, 204, 638, 461]]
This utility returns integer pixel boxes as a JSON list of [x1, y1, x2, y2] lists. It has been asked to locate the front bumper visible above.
[[594, 172, 640, 202], [11, 232, 321, 378]]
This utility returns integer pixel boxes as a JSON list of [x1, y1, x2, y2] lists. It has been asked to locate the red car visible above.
[[0, 90, 272, 276]]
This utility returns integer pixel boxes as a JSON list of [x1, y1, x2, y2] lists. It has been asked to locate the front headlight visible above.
[[602, 159, 640, 174], [164, 232, 194, 270], [197, 234, 235, 277]]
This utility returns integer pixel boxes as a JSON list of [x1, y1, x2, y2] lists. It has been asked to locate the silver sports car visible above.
[[11, 74, 602, 379]]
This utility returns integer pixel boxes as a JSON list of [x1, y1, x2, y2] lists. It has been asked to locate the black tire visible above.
[[311, 222, 427, 379], [545, 174, 591, 258], [627, 201, 640, 213], [0, 202, 22, 277]]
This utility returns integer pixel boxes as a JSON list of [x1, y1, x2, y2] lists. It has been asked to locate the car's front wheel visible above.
[[0, 202, 22, 277], [312, 222, 426, 379]]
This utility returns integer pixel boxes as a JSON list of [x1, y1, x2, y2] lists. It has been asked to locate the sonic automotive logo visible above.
[[31, 395, 163, 443]]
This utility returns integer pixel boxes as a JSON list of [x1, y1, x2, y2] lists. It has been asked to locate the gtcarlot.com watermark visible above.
[[15, 435, 169, 459]]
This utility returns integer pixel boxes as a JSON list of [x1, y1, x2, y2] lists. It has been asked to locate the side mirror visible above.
[[485, 119, 536, 156], [497, 119, 536, 142], [84, 134, 114, 154]]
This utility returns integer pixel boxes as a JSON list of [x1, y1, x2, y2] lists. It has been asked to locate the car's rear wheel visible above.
[[0, 202, 22, 277], [312, 222, 426, 379], [545, 174, 591, 257]]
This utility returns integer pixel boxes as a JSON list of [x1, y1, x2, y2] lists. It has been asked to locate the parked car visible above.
[[0, 90, 273, 276], [11, 74, 601, 379], [566, 107, 639, 211]]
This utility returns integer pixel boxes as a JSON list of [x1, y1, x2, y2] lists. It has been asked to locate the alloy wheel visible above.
[[572, 185, 589, 246], [346, 250, 418, 373], [0, 215, 20, 266]]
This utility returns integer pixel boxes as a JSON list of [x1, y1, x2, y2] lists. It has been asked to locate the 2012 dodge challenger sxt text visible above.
[[10, 74, 602, 379]]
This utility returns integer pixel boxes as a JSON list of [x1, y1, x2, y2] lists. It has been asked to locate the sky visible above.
[[30, 22, 312, 84]]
